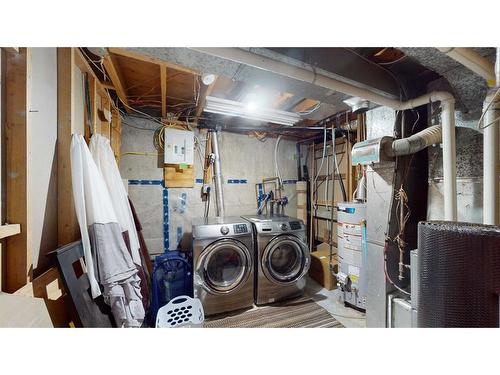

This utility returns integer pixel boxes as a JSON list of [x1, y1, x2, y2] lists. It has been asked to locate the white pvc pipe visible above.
[[211, 131, 225, 217], [483, 97, 499, 225], [438, 47, 496, 83], [192, 47, 458, 220], [440, 47, 499, 224], [483, 48, 500, 225], [441, 100, 458, 221]]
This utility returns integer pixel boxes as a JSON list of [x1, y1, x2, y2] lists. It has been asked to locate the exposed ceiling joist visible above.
[[160, 65, 167, 118], [102, 50, 131, 113], [292, 98, 319, 112]]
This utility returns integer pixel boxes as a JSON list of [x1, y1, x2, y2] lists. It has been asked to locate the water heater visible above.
[[337, 202, 367, 311]]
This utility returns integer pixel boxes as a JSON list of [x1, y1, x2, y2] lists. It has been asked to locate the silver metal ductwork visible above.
[[386, 125, 442, 157]]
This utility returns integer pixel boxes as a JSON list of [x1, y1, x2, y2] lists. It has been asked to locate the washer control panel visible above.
[[233, 224, 248, 234]]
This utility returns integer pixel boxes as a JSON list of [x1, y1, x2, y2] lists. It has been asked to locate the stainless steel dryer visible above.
[[242, 214, 310, 305], [191, 216, 254, 316]]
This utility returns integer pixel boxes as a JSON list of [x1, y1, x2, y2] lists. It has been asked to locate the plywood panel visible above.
[[27, 47, 58, 272], [0, 292, 53, 327], [164, 164, 194, 188]]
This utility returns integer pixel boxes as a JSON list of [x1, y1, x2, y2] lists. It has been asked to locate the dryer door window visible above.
[[263, 235, 310, 284], [199, 239, 252, 294]]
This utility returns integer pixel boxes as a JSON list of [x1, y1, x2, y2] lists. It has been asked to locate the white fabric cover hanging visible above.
[[89, 133, 142, 266], [71, 134, 114, 298], [70, 134, 144, 327]]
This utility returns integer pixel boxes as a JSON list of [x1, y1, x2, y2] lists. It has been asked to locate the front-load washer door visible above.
[[262, 235, 310, 285], [197, 238, 252, 295]]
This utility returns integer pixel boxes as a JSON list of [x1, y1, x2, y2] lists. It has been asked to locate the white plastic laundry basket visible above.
[[156, 295, 204, 328]]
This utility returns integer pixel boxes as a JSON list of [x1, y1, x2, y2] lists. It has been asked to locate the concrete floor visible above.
[[305, 278, 366, 328]]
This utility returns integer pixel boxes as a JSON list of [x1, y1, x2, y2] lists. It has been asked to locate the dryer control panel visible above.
[[253, 219, 305, 234], [233, 224, 248, 234]]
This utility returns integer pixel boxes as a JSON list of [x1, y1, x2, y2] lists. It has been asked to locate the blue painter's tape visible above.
[[282, 179, 298, 185], [128, 179, 169, 252], [128, 179, 163, 185], [163, 187, 169, 251], [195, 178, 203, 184], [227, 179, 248, 184]]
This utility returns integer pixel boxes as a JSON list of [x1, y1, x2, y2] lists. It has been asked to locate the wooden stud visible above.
[[110, 107, 122, 163], [57, 48, 80, 247], [102, 50, 131, 113], [4, 47, 30, 292], [309, 143, 315, 252], [160, 65, 167, 118]]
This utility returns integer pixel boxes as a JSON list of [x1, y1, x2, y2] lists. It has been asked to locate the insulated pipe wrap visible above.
[[387, 125, 442, 157]]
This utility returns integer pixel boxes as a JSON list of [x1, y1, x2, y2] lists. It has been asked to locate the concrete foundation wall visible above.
[[120, 115, 299, 255]]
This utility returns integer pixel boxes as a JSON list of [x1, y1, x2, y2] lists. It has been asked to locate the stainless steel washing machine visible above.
[[242, 214, 310, 305], [191, 216, 254, 316]]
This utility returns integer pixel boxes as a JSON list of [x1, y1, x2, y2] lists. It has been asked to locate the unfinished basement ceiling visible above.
[[399, 47, 496, 120], [86, 47, 494, 132]]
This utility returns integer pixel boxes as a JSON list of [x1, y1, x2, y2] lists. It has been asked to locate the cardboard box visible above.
[[309, 247, 338, 290]]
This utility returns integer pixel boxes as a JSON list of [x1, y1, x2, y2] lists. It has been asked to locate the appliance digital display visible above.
[[233, 224, 248, 234]]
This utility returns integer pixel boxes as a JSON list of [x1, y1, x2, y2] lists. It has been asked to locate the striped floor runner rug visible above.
[[203, 298, 343, 328]]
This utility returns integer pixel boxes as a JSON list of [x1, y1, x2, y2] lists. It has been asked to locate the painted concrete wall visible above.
[[120, 115, 299, 255], [27, 48, 58, 272]]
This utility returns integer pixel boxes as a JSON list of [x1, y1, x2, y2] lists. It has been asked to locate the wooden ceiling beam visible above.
[[160, 65, 167, 118], [102, 50, 131, 113], [195, 76, 217, 120]]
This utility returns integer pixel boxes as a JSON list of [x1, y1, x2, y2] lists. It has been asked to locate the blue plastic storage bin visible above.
[[150, 251, 193, 326]]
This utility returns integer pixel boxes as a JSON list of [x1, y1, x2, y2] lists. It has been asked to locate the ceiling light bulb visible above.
[[201, 73, 216, 86], [246, 102, 257, 112]]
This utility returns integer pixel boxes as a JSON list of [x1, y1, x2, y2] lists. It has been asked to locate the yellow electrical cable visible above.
[[121, 152, 159, 157]]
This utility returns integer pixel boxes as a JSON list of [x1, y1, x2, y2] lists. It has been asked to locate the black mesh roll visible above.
[[417, 221, 500, 328]]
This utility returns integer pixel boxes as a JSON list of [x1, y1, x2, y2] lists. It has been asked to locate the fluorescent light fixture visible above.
[[204, 96, 301, 126]]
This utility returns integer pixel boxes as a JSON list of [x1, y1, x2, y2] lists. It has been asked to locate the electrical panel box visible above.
[[164, 128, 194, 165]]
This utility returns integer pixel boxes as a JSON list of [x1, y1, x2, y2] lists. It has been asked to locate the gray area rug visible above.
[[203, 297, 344, 328]]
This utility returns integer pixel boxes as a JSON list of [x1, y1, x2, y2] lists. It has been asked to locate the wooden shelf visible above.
[[0, 224, 21, 240]]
